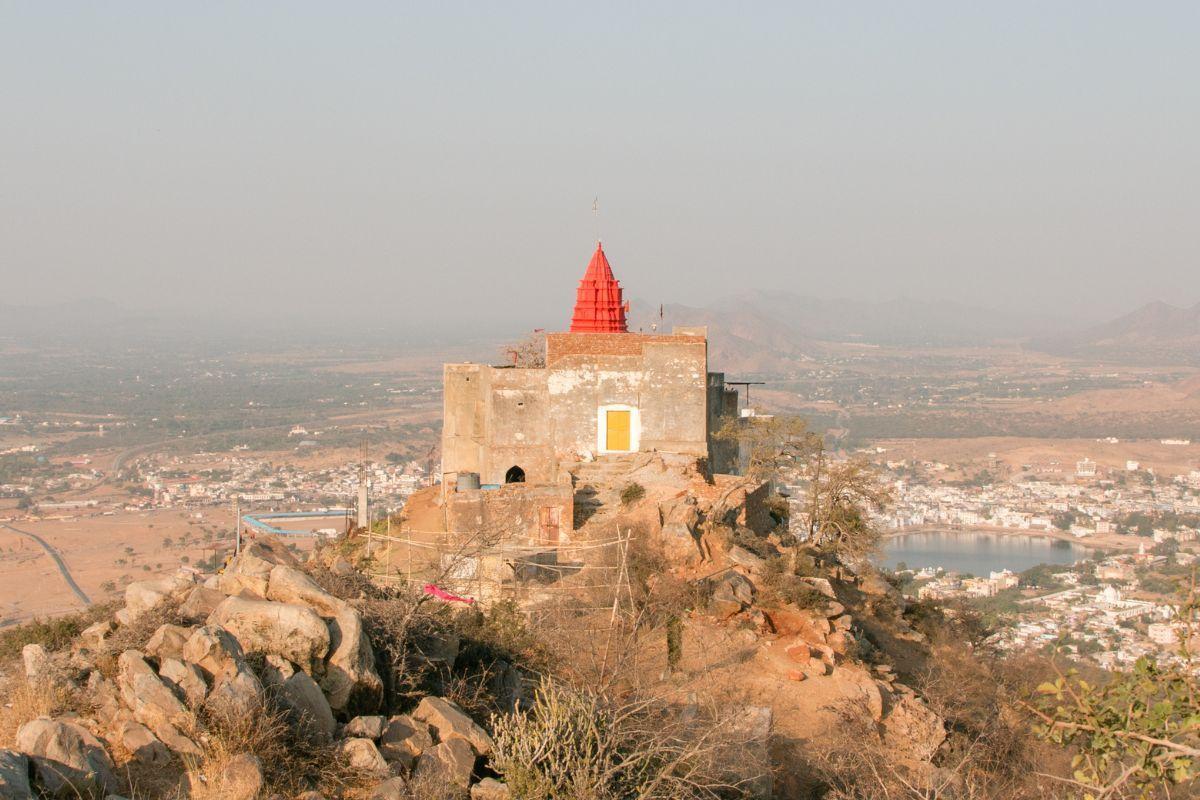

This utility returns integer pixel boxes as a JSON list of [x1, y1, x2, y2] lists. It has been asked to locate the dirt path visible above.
[[1, 523, 92, 607]]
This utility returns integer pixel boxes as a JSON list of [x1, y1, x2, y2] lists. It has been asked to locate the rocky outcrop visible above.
[[339, 738, 389, 773], [116, 650, 190, 734], [16, 718, 119, 797], [265, 564, 383, 714], [412, 737, 476, 790], [208, 595, 330, 674], [413, 696, 494, 757], [3, 534, 510, 800], [0, 750, 32, 800], [117, 575, 192, 625]]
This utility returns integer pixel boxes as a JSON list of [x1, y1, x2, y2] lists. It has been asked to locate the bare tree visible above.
[[502, 330, 547, 368]]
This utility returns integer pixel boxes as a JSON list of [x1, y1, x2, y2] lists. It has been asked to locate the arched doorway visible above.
[[505, 465, 526, 484]]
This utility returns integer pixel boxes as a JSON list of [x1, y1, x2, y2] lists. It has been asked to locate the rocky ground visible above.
[[0, 455, 955, 799], [0, 536, 509, 799]]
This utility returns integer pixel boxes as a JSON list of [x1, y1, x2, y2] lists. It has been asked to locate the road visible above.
[[1, 523, 91, 607]]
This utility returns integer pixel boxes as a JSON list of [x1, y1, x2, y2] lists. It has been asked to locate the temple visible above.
[[441, 242, 740, 490]]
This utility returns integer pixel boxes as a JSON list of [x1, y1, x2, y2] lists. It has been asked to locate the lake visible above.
[[878, 529, 1092, 576]]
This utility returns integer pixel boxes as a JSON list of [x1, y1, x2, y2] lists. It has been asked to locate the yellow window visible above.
[[606, 410, 631, 451]]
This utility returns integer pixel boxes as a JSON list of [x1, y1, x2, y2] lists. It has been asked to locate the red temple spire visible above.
[[570, 242, 629, 333]]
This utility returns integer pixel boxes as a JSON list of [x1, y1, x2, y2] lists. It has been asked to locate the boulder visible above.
[[799, 577, 838, 599], [21, 644, 54, 685], [344, 715, 387, 740], [339, 738, 389, 773], [320, 607, 383, 715], [0, 750, 32, 800], [412, 738, 475, 789], [181, 625, 246, 680], [158, 658, 208, 708], [121, 575, 191, 623], [145, 624, 192, 662], [471, 778, 511, 800], [76, 620, 113, 654], [178, 585, 226, 622], [86, 671, 123, 729], [214, 572, 268, 599], [277, 672, 336, 742], [207, 662, 264, 719], [859, 572, 896, 597], [368, 777, 408, 800], [15, 717, 119, 797], [881, 694, 946, 764], [116, 650, 190, 733], [154, 723, 202, 758], [266, 564, 343, 617], [709, 571, 755, 618], [207, 753, 263, 800], [208, 596, 330, 675], [413, 697, 492, 756], [379, 714, 433, 769], [727, 545, 766, 572], [117, 720, 170, 765]]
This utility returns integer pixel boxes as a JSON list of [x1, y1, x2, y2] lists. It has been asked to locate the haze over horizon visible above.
[[3, 3, 1198, 331]]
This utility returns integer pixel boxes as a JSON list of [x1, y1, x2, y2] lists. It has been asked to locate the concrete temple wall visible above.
[[443, 330, 732, 486]]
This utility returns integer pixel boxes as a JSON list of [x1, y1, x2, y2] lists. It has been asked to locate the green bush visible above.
[[0, 602, 118, 662], [619, 482, 645, 505]]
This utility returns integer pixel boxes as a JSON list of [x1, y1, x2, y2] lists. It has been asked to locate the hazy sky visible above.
[[2, 2, 1198, 331]]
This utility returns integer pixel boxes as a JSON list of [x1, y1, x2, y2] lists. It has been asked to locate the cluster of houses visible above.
[[138, 453, 429, 511], [878, 457, 1200, 539]]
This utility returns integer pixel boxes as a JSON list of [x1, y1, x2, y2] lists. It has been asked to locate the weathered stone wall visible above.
[[706, 373, 741, 475], [443, 365, 557, 486], [444, 483, 574, 545], [444, 331, 719, 484]]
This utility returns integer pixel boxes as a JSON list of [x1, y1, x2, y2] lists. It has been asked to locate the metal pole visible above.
[[234, 496, 242, 556]]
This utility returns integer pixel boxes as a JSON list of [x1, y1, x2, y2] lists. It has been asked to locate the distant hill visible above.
[[1031, 300, 1200, 364], [625, 292, 1061, 375], [711, 290, 1059, 346], [626, 299, 822, 375]]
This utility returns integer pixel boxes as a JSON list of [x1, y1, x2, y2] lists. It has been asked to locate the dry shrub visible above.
[[0, 601, 118, 662], [0, 678, 79, 748], [187, 697, 367, 799], [491, 676, 761, 800], [95, 599, 186, 678]]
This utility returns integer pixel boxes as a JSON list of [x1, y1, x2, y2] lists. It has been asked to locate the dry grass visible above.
[[185, 694, 371, 800], [94, 599, 185, 678], [0, 677, 80, 748]]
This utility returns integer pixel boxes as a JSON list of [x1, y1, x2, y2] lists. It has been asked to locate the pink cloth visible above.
[[423, 583, 475, 604]]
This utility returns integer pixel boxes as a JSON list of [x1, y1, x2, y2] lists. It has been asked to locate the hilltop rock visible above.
[[178, 585, 225, 622], [207, 661, 265, 718], [16, 717, 119, 797], [881, 693, 946, 764], [117, 720, 170, 765], [413, 737, 476, 789], [145, 624, 191, 662], [413, 697, 492, 756], [208, 596, 330, 674], [118, 576, 191, 625], [344, 715, 387, 740], [158, 658, 208, 708], [196, 753, 263, 800], [339, 738, 389, 773], [116, 650, 190, 733], [321, 607, 383, 715], [379, 714, 433, 769], [181, 625, 245, 679], [471, 778, 511, 800], [0, 750, 32, 800]]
